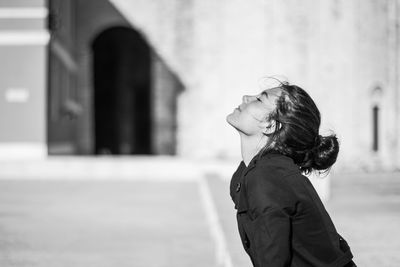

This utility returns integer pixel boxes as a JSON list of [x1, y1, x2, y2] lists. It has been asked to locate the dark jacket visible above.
[[230, 152, 355, 267]]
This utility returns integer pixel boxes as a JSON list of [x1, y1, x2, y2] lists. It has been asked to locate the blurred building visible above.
[[0, 0, 399, 172]]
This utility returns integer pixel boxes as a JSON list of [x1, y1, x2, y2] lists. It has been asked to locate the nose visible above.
[[242, 95, 250, 103]]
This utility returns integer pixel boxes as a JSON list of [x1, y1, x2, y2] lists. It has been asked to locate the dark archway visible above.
[[92, 26, 152, 155]]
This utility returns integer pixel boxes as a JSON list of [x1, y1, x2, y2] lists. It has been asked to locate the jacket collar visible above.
[[237, 151, 284, 214], [242, 150, 283, 176]]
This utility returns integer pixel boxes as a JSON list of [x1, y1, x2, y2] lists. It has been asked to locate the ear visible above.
[[259, 120, 278, 135]]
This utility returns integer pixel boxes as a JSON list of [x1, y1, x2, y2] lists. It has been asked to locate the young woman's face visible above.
[[226, 87, 283, 136]]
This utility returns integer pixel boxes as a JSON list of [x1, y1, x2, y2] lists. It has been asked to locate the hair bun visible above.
[[314, 135, 322, 147], [311, 134, 339, 171]]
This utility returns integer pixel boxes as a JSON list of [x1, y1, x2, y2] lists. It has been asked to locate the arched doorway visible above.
[[92, 26, 152, 155]]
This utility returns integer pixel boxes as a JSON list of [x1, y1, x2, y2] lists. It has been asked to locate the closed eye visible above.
[[256, 97, 262, 102]]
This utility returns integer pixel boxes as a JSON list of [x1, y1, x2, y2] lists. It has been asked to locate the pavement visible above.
[[325, 172, 400, 266], [0, 179, 216, 267], [0, 158, 399, 267]]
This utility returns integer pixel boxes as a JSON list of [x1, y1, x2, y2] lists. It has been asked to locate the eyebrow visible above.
[[261, 91, 269, 99]]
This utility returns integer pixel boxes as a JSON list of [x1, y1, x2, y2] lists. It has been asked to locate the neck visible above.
[[239, 133, 268, 167]]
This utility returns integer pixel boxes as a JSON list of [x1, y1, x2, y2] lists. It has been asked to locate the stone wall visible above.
[[103, 0, 400, 171]]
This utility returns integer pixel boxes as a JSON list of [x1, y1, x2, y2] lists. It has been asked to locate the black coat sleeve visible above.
[[245, 166, 296, 267]]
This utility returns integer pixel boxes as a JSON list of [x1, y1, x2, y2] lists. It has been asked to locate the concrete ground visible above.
[[326, 172, 400, 266], [0, 179, 216, 267], [0, 158, 399, 267]]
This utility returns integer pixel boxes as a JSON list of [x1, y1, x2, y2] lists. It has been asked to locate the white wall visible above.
[[104, 0, 400, 171], [0, 0, 48, 159]]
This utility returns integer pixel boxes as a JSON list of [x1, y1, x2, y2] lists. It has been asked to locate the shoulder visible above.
[[245, 153, 300, 213], [246, 153, 300, 187]]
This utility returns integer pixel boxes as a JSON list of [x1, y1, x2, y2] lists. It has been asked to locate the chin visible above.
[[227, 116, 242, 133], [226, 113, 232, 122], [226, 113, 236, 125]]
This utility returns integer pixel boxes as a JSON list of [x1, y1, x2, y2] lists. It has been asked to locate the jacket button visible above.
[[236, 182, 241, 192]]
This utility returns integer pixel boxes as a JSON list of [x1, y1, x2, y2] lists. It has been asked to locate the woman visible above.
[[226, 80, 356, 267]]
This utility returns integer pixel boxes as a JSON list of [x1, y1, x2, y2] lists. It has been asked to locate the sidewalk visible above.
[[0, 179, 217, 267], [0, 156, 398, 267], [326, 172, 400, 266]]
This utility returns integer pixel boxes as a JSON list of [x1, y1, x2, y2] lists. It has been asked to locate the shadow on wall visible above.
[[48, 25, 184, 156]]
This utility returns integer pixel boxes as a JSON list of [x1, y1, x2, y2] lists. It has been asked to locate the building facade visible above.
[[0, 0, 399, 172]]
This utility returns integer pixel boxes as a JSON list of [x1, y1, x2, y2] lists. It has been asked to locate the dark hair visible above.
[[258, 81, 339, 175]]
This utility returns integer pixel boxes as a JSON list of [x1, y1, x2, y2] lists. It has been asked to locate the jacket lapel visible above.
[[237, 159, 257, 213]]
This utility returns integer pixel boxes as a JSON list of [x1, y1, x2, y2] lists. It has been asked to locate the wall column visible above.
[[0, 0, 49, 159]]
